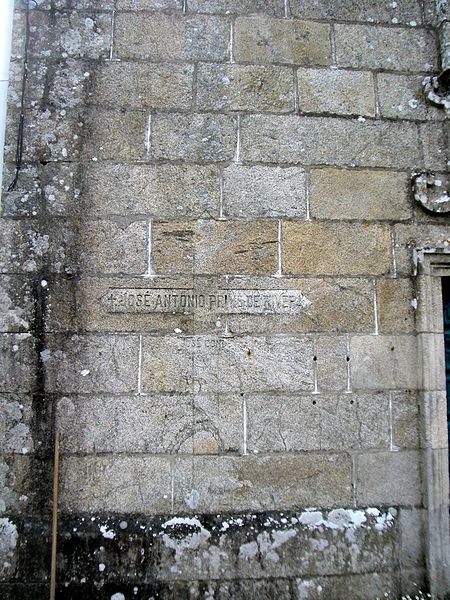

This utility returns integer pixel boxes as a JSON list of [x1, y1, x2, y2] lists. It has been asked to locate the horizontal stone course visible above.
[[289, 0, 422, 24], [240, 115, 421, 168], [234, 16, 331, 65], [188, 0, 284, 15]]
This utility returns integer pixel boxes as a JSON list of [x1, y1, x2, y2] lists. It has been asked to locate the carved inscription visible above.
[[102, 288, 311, 315]]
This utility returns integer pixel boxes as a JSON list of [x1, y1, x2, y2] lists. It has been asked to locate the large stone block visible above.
[[309, 168, 411, 221], [1, 163, 41, 218], [89, 61, 194, 110], [356, 450, 422, 505], [350, 335, 420, 390], [60, 455, 173, 513], [234, 17, 331, 65], [247, 392, 390, 452], [44, 334, 139, 393], [335, 24, 437, 71], [79, 220, 148, 275], [240, 115, 421, 168], [282, 222, 391, 276], [222, 165, 306, 218], [173, 453, 352, 512], [197, 64, 294, 113], [83, 164, 220, 218], [376, 278, 416, 334], [152, 114, 236, 162], [289, 0, 422, 25], [152, 220, 277, 275], [296, 68, 375, 117], [315, 335, 348, 392], [391, 390, 420, 449], [188, 0, 284, 15], [115, 13, 229, 61], [420, 122, 447, 170], [377, 73, 445, 121], [0, 395, 34, 454], [42, 162, 83, 216], [0, 276, 33, 333], [0, 334, 36, 393], [141, 335, 314, 394]]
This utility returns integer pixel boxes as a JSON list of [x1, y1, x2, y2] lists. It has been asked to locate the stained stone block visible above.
[[350, 335, 420, 390], [391, 390, 420, 449], [196, 64, 294, 113], [56, 395, 195, 454], [0, 334, 36, 393], [234, 17, 331, 66], [117, 0, 182, 9], [193, 394, 243, 454], [46, 59, 93, 110], [376, 278, 416, 334], [289, 0, 422, 24], [141, 335, 314, 394], [399, 508, 425, 568], [0, 395, 34, 454], [60, 455, 173, 513], [0, 276, 33, 333], [78, 220, 148, 275], [309, 168, 411, 221], [44, 334, 139, 394], [188, 0, 284, 15], [115, 13, 229, 61], [356, 450, 422, 505], [0, 220, 39, 275], [377, 73, 445, 121], [1, 163, 41, 218], [90, 62, 194, 110], [295, 573, 401, 600], [240, 115, 421, 168], [81, 109, 148, 161], [282, 222, 391, 276], [222, 165, 306, 218], [173, 453, 352, 512], [151, 114, 236, 162], [247, 393, 390, 452], [42, 162, 83, 216], [335, 24, 438, 72], [420, 122, 447, 170], [83, 164, 220, 218], [296, 68, 375, 117]]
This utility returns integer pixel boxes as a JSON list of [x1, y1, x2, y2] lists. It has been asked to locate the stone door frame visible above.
[[415, 246, 450, 597]]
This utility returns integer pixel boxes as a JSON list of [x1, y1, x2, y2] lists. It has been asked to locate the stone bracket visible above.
[[412, 172, 450, 214]]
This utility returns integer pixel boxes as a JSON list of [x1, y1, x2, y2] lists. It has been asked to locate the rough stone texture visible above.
[[240, 115, 421, 168], [335, 24, 438, 72], [296, 68, 375, 117], [309, 168, 411, 221], [376, 278, 416, 333], [234, 17, 331, 65], [282, 222, 392, 276], [188, 0, 284, 15], [377, 73, 445, 121], [197, 64, 293, 113], [115, 14, 230, 61], [223, 165, 306, 218]]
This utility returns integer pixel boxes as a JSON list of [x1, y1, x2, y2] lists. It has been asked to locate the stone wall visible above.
[[0, 0, 449, 598]]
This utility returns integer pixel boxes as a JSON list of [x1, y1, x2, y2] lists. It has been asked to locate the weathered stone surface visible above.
[[115, 14, 229, 61], [289, 0, 422, 24], [152, 114, 236, 162], [393, 223, 450, 275], [0, 276, 33, 333], [174, 453, 352, 512], [420, 122, 447, 170], [197, 64, 293, 113], [309, 168, 411, 221], [399, 508, 425, 568], [350, 335, 420, 390], [0, 396, 33, 454], [315, 335, 348, 391], [240, 115, 421, 168], [152, 220, 277, 275], [223, 165, 306, 218], [0, 334, 35, 393], [295, 572, 401, 600], [356, 450, 422, 505], [83, 164, 220, 218], [188, 0, 284, 15], [141, 335, 314, 393], [247, 392, 390, 452], [282, 222, 391, 276], [391, 390, 420, 449], [1, 163, 41, 218], [234, 17, 331, 65], [297, 68, 375, 117], [60, 456, 173, 513], [335, 24, 438, 72], [79, 220, 147, 275], [377, 278, 416, 333], [44, 334, 139, 393], [90, 62, 194, 110], [117, 0, 181, 9], [377, 73, 445, 121]]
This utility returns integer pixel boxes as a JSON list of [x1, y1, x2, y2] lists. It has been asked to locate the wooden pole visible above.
[[50, 431, 60, 600]]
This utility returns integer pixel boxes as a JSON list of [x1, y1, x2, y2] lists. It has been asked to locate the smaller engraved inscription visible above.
[[102, 289, 310, 315]]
